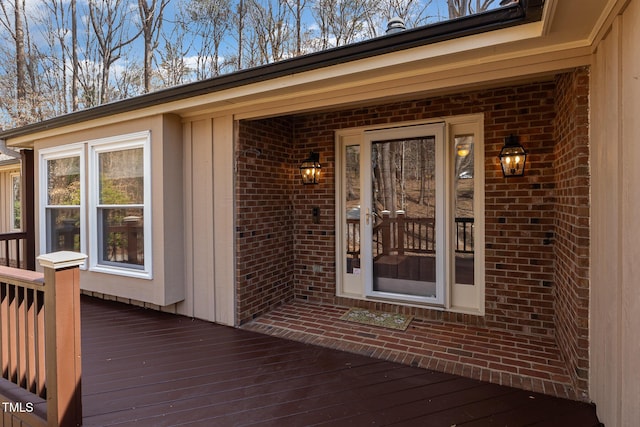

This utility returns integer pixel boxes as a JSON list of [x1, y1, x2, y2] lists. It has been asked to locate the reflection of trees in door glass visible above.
[[372, 137, 437, 297], [345, 145, 360, 273], [371, 137, 435, 221]]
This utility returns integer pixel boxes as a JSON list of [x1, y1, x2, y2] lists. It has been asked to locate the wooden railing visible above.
[[347, 211, 474, 261], [0, 252, 86, 427], [0, 232, 34, 270], [51, 221, 143, 265]]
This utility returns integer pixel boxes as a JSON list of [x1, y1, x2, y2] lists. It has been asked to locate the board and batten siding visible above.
[[182, 115, 235, 326], [590, 0, 640, 425]]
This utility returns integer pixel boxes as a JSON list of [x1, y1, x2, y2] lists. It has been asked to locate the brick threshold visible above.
[[242, 301, 581, 401]]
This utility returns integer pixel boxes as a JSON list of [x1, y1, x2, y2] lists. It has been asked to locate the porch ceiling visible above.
[[1, 0, 620, 146]]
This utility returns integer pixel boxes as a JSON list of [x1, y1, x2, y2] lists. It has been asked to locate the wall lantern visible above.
[[498, 135, 527, 177], [300, 152, 321, 185]]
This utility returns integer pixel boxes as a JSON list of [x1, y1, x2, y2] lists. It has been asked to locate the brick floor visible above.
[[242, 301, 582, 401]]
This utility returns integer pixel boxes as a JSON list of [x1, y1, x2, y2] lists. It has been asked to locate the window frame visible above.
[[88, 132, 152, 279], [10, 172, 21, 231], [39, 144, 86, 261]]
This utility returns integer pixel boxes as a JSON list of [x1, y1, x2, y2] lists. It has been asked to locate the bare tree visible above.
[[183, 0, 232, 78], [138, 0, 171, 92], [447, 0, 496, 18], [157, 24, 192, 87], [285, 0, 308, 56], [0, 0, 29, 123], [249, 0, 292, 63], [71, 0, 79, 110], [311, 0, 373, 49], [88, 0, 141, 104]]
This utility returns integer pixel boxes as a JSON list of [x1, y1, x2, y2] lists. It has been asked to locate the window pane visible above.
[[372, 137, 437, 298], [47, 208, 81, 252], [345, 145, 360, 274], [12, 175, 21, 230], [454, 135, 474, 285], [98, 208, 144, 267], [47, 157, 80, 205], [99, 148, 144, 205]]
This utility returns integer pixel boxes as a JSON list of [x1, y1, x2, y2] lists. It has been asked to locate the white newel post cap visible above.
[[37, 251, 88, 270]]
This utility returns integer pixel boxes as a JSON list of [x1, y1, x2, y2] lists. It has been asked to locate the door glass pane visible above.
[[345, 145, 360, 274], [454, 135, 475, 285], [371, 137, 437, 298]]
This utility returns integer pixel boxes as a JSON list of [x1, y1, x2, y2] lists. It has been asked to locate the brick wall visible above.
[[289, 81, 559, 335], [236, 117, 296, 324], [236, 74, 590, 364], [553, 68, 590, 399]]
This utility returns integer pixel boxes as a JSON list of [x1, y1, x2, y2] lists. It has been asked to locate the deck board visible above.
[[79, 296, 601, 426]]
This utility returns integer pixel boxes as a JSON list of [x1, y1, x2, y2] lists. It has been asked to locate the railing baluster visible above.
[[18, 286, 27, 388], [0, 281, 7, 379], [16, 239, 22, 269], [26, 288, 37, 394], [36, 289, 46, 398]]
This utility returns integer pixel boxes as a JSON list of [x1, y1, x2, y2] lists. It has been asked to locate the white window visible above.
[[39, 132, 152, 279], [89, 132, 152, 279], [10, 173, 21, 231], [336, 116, 485, 314], [40, 145, 85, 255]]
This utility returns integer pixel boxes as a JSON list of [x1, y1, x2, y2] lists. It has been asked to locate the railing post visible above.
[[381, 210, 391, 256], [396, 210, 405, 256], [22, 149, 36, 271], [37, 251, 87, 427]]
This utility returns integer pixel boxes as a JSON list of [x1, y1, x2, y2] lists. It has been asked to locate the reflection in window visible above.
[[11, 174, 21, 230], [345, 145, 360, 274], [97, 147, 145, 269], [454, 135, 474, 285], [45, 156, 81, 252]]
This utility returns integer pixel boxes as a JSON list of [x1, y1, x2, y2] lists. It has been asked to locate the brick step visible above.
[[243, 301, 579, 401]]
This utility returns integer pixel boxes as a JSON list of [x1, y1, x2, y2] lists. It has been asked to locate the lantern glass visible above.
[[498, 136, 527, 177], [300, 152, 321, 184]]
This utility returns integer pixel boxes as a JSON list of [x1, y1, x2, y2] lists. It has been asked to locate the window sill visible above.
[[89, 264, 152, 280]]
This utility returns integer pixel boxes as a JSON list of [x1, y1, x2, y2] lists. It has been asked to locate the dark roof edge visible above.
[[0, 1, 542, 141]]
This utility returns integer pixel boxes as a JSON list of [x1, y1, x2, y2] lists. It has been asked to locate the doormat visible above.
[[340, 308, 413, 331]]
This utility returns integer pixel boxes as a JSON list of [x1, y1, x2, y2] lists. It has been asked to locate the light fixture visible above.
[[300, 152, 321, 185], [456, 142, 471, 158], [498, 134, 527, 177]]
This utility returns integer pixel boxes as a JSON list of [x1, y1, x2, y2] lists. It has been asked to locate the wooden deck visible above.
[[74, 296, 602, 426]]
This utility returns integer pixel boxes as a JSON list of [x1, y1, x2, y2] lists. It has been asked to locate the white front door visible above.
[[337, 116, 484, 314], [362, 124, 446, 305]]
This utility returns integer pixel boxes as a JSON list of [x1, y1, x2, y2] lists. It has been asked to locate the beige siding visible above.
[[183, 118, 215, 321], [33, 115, 185, 307], [591, 0, 640, 424], [181, 115, 235, 325]]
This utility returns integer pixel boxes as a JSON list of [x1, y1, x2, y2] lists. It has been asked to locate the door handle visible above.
[[366, 208, 371, 225]]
